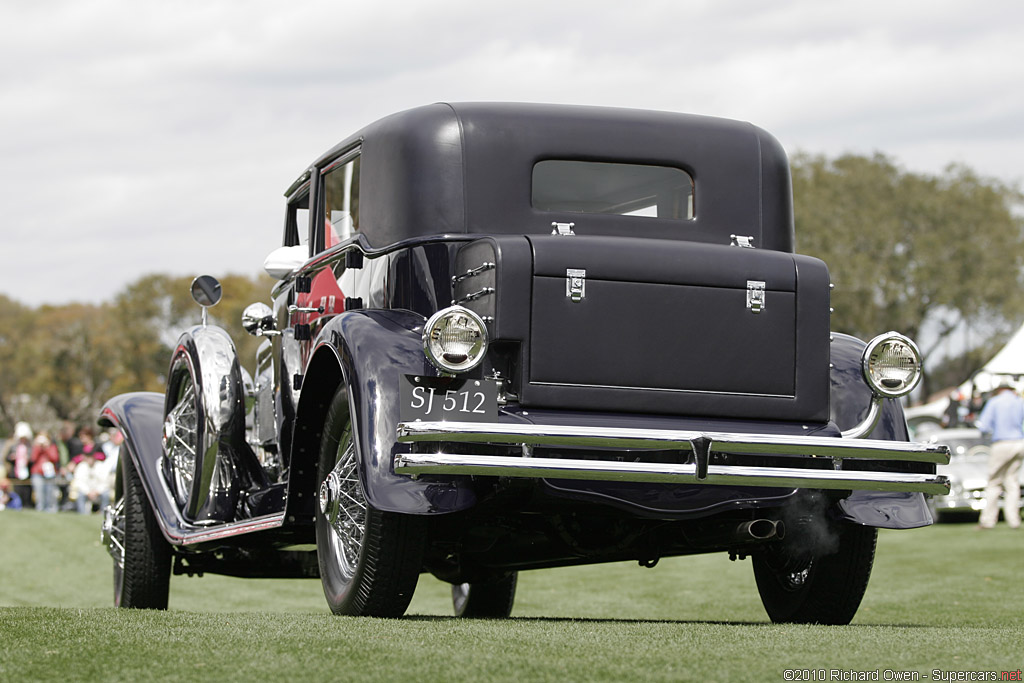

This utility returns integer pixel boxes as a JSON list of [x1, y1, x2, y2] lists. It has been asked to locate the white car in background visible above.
[[918, 427, 1024, 522]]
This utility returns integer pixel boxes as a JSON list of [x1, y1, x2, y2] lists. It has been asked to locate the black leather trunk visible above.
[[518, 235, 831, 423]]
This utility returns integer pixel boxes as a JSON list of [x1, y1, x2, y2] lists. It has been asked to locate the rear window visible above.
[[532, 160, 694, 220]]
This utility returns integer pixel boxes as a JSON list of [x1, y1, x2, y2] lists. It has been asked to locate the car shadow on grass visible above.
[[404, 615, 936, 628]]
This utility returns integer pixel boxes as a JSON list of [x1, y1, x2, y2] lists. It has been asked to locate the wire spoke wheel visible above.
[[103, 498, 126, 571], [319, 424, 367, 578], [163, 368, 199, 509], [451, 572, 518, 618], [753, 522, 876, 625], [315, 387, 425, 617], [762, 548, 813, 591]]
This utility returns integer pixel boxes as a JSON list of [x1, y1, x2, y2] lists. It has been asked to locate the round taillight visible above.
[[862, 332, 922, 398], [422, 306, 488, 373]]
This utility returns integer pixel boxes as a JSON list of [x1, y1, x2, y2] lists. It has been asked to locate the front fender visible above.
[[101, 391, 283, 546], [289, 309, 478, 518], [99, 392, 181, 542], [830, 333, 932, 529]]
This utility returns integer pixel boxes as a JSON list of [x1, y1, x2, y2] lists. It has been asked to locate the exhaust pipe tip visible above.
[[738, 519, 785, 541]]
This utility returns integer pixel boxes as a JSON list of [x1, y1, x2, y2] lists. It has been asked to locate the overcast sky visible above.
[[2, 0, 1023, 307]]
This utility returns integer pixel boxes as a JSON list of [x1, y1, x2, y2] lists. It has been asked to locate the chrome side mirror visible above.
[[242, 302, 279, 337], [191, 275, 221, 326], [263, 245, 308, 280], [191, 275, 222, 307]]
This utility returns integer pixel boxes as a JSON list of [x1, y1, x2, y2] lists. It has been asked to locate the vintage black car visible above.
[[100, 102, 950, 624]]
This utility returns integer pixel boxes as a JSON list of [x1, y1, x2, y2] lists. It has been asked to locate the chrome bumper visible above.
[[394, 421, 951, 495]]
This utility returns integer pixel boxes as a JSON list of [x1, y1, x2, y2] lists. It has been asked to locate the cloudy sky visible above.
[[2, 0, 1023, 307]]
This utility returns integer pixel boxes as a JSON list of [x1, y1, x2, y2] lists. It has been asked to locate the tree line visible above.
[[1, 153, 1022, 436], [0, 273, 274, 435], [792, 153, 1024, 398]]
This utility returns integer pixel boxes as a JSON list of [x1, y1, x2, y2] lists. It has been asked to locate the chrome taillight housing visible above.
[[423, 306, 488, 373], [861, 332, 922, 398]]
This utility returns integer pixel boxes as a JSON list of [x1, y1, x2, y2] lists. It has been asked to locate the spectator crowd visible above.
[[1, 421, 120, 513]]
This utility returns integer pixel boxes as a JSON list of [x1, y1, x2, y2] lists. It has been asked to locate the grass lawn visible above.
[[1, 511, 1022, 681]]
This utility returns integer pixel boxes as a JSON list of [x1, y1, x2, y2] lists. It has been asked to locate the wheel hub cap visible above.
[[319, 471, 342, 522]]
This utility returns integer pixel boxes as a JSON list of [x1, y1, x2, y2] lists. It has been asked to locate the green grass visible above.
[[2, 511, 1023, 681]]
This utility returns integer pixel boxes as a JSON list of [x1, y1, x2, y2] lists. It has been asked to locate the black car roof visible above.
[[299, 102, 795, 252]]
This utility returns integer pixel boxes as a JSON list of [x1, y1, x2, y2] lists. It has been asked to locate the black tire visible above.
[[316, 387, 425, 617], [752, 521, 877, 625], [112, 454, 171, 609], [451, 572, 518, 618]]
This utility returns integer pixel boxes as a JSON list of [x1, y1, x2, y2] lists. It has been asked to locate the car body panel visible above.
[[99, 103, 948, 590]]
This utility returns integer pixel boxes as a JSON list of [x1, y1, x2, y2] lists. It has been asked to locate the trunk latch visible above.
[[746, 280, 766, 313], [566, 269, 586, 302]]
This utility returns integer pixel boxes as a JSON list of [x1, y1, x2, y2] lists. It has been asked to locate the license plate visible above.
[[400, 376, 498, 423]]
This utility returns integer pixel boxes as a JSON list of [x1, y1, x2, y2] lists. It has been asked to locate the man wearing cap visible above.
[[974, 382, 1024, 529]]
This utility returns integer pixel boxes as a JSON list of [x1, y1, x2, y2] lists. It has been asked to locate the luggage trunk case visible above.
[[519, 235, 832, 423]]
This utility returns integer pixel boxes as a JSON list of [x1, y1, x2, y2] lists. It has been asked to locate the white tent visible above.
[[976, 323, 1024, 378], [905, 322, 1024, 430]]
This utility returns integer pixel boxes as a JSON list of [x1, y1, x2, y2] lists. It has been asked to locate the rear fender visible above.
[[288, 309, 478, 519], [830, 333, 932, 528], [829, 333, 908, 439]]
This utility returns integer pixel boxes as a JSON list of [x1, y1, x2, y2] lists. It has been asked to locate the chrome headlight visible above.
[[423, 306, 488, 373], [861, 332, 922, 398]]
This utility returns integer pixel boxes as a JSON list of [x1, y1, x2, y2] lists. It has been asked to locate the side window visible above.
[[285, 190, 310, 248], [321, 154, 360, 251], [532, 160, 694, 220]]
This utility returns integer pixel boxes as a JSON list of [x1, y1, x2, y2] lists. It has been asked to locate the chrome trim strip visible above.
[[393, 452, 950, 495], [153, 458, 287, 545], [452, 262, 495, 284], [527, 381, 796, 399], [396, 421, 950, 464], [320, 146, 361, 175], [452, 287, 495, 305], [165, 513, 288, 546]]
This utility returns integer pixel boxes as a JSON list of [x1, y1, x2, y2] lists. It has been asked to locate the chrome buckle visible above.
[[566, 269, 586, 302], [746, 280, 766, 313]]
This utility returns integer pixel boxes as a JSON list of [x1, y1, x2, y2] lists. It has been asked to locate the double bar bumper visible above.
[[394, 421, 951, 494]]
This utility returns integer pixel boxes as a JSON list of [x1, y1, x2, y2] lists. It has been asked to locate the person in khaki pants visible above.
[[974, 382, 1024, 529]]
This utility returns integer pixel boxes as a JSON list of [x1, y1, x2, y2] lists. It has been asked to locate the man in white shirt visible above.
[[974, 383, 1024, 529]]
